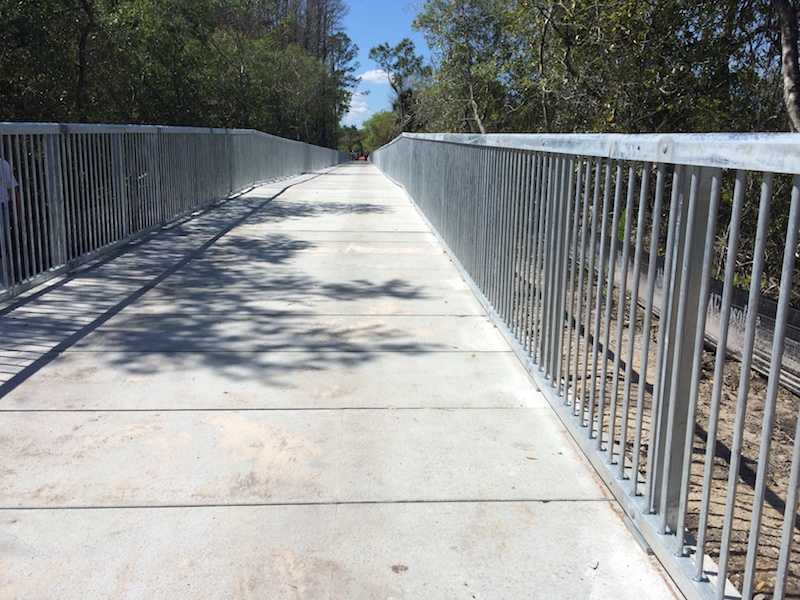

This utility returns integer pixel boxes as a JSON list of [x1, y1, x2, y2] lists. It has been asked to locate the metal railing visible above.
[[372, 133, 800, 600], [0, 123, 348, 301]]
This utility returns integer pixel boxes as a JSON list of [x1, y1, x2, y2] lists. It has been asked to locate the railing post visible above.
[[148, 127, 163, 224], [43, 132, 67, 268], [653, 166, 714, 535], [227, 129, 235, 195], [110, 132, 129, 239]]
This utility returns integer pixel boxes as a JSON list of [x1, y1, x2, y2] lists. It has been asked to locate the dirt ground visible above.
[[526, 278, 800, 599], [604, 306, 800, 599], [686, 349, 800, 598]]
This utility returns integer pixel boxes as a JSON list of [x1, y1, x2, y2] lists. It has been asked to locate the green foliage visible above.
[[412, 0, 792, 134], [0, 0, 358, 147], [368, 39, 430, 132], [338, 124, 364, 154], [361, 110, 398, 155], [414, 0, 513, 133]]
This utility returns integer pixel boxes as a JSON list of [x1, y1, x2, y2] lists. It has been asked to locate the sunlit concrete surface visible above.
[[0, 163, 682, 599]]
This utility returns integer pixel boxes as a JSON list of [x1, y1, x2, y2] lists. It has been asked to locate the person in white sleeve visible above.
[[1, 158, 20, 288], [0, 158, 18, 204]]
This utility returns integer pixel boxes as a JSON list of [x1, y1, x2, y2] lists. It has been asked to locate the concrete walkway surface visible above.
[[0, 163, 682, 599]]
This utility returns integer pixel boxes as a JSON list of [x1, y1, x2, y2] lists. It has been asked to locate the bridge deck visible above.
[[1, 163, 680, 598]]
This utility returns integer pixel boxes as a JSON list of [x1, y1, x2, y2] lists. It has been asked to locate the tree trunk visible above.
[[774, 0, 800, 131], [77, 0, 96, 123], [468, 82, 487, 134]]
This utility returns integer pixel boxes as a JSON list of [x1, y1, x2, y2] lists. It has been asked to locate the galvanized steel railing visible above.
[[372, 133, 800, 600], [0, 123, 348, 301]]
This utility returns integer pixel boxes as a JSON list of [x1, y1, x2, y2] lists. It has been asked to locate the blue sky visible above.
[[342, 0, 431, 128]]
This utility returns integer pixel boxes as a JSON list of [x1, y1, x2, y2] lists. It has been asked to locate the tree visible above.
[[411, 0, 800, 134], [414, 0, 512, 133], [0, 0, 359, 147], [361, 110, 397, 154], [774, 0, 800, 131], [368, 39, 430, 131], [337, 124, 364, 154]]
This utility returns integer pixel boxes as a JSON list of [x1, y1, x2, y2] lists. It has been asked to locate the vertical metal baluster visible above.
[[28, 135, 45, 274], [694, 169, 745, 581], [127, 133, 138, 234], [543, 155, 559, 377], [493, 148, 505, 311], [78, 133, 93, 253], [13, 135, 31, 280], [565, 159, 585, 406], [484, 147, 495, 306], [96, 135, 109, 247], [474, 148, 488, 289], [63, 132, 78, 261], [554, 155, 569, 384], [556, 157, 576, 399], [532, 154, 548, 365], [608, 163, 638, 464], [525, 152, 538, 353], [581, 160, 603, 428], [620, 162, 652, 481], [155, 128, 164, 225], [88, 133, 101, 249], [511, 153, 526, 339], [575, 159, 594, 419], [479, 147, 492, 294], [20, 134, 36, 276], [776, 191, 800, 593], [500, 149, 514, 324], [161, 133, 171, 220], [524, 154, 541, 355], [716, 173, 773, 595], [514, 152, 532, 340], [487, 148, 500, 308], [598, 162, 625, 451], [550, 156, 565, 378], [644, 165, 684, 513], [97, 133, 109, 246], [141, 132, 151, 230], [589, 161, 613, 440], [674, 168, 722, 553], [135, 132, 146, 230], [4, 136, 20, 283], [84, 132, 97, 248], [511, 151, 523, 339], [741, 173, 800, 599], [113, 132, 124, 238], [92, 132, 104, 247], [102, 133, 113, 245], [503, 150, 516, 324], [0, 134, 9, 289]]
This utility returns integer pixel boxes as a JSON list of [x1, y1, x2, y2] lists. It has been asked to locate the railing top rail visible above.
[[0, 122, 230, 135], [393, 132, 800, 174], [0, 123, 333, 150]]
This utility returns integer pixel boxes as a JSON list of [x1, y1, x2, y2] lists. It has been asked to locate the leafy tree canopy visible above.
[[361, 110, 398, 154], [411, 0, 799, 134], [0, 0, 359, 148]]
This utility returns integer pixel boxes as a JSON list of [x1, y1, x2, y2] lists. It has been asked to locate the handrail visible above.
[[372, 132, 800, 600], [386, 132, 800, 173], [0, 123, 349, 301]]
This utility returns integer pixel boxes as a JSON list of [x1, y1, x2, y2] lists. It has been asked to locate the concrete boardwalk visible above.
[[0, 163, 680, 599]]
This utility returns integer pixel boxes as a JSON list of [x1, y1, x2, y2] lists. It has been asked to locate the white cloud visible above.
[[359, 69, 391, 84], [348, 99, 370, 116], [343, 95, 371, 126]]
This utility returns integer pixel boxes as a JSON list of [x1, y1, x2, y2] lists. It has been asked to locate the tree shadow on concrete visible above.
[[0, 174, 447, 403]]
